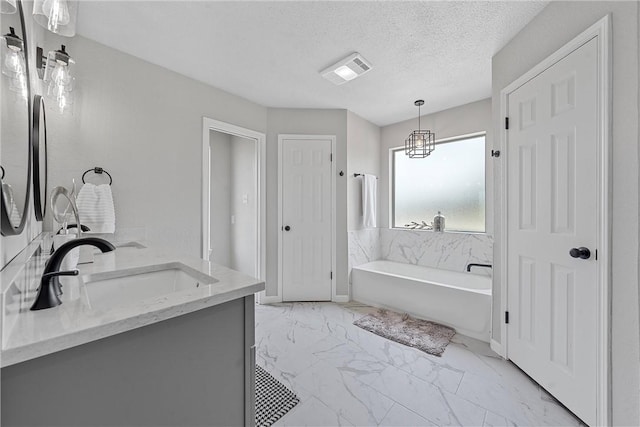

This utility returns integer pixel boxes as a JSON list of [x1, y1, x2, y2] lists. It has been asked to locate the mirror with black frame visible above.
[[0, 0, 32, 236], [32, 94, 47, 221]]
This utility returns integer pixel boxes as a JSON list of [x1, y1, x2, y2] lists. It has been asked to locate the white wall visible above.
[[209, 130, 232, 267], [41, 34, 268, 259], [265, 108, 348, 298], [492, 2, 639, 425]]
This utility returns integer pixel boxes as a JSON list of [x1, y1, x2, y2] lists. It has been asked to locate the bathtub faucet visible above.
[[466, 263, 492, 272]]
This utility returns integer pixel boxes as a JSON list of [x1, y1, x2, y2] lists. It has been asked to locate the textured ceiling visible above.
[[76, 1, 548, 126]]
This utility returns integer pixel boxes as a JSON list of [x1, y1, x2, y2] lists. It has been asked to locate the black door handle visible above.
[[569, 247, 591, 259], [284, 225, 291, 231]]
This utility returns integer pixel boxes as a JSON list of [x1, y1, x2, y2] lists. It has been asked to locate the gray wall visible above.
[[12, 29, 354, 301], [347, 111, 381, 231], [491, 2, 640, 425], [210, 130, 232, 267], [266, 108, 348, 298], [230, 135, 257, 277], [43, 34, 268, 257]]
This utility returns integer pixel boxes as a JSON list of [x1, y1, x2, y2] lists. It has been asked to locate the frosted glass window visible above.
[[392, 134, 485, 232]]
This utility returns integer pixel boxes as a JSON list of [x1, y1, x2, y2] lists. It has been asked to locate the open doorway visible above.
[[202, 118, 265, 283]]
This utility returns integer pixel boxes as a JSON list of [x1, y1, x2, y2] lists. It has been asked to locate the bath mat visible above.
[[256, 365, 300, 427], [353, 309, 456, 357]]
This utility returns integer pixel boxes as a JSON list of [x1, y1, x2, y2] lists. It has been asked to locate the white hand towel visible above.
[[362, 174, 377, 229], [76, 183, 116, 233]]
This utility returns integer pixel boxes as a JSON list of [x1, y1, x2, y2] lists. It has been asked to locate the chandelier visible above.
[[405, 100, 435, 158]]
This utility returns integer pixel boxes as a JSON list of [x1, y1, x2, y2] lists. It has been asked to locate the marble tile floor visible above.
[[255, 301, 585, 427]]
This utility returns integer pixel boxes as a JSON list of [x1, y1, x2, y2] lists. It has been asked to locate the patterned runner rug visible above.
[[256, 365, 299, 427]]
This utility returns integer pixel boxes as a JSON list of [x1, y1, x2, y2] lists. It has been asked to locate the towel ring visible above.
[[82, 167, 112, 185], [0, 166, 4, 180]]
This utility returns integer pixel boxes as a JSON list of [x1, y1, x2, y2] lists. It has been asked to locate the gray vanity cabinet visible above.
[[1, 295, 256, 427]]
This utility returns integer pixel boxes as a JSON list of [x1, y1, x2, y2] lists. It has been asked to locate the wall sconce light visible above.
[[1, 27, 27, 99], [405, 100, 435, 159], [37, 44, 75, 113], [32, 0, 78, 37], [1, 0, 17, 14]]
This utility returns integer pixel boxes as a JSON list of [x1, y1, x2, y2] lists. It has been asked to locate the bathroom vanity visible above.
[[0, 235, 264, 427]]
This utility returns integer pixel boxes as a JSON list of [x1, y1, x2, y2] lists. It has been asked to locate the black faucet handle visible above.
[[41, 269, 79, 280]]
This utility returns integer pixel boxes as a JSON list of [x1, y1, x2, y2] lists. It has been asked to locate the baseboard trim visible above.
[[332, 295, 350, 303], [490, 339, 505, 358], [258, 295, 282, 304]]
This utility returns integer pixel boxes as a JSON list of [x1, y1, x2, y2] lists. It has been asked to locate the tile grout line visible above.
[[456, 371, 465, 394], [377, 401, 395, 425]]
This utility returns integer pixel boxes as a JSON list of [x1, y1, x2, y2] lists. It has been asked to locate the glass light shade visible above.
[[9, 69, 27, 96], [32, 0, 77, 36], [1, 36, 27, 99], [1, 0, 17, 14], [1, 32, 24, 77], [45, 73, 74, 113], [43, 49, 75, 113], [2, 45, 23, 76], [43, 48, 74, 82]]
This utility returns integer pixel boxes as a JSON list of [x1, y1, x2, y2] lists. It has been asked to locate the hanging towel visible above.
[[362, 174, 377, 229], [76, 183, 116, 233]]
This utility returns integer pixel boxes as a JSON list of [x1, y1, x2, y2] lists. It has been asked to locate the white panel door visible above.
[[507, 38, 598, 425], [281, 138, 332, 301]]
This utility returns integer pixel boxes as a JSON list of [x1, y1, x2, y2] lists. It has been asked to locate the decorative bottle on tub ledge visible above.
[[433, 211, 445, 232]]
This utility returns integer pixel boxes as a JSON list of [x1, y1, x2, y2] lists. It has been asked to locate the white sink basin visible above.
[[82, 262, 218, 311]]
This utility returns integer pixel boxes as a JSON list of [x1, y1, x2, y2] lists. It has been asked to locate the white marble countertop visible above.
[[1, 235, 264, 367]]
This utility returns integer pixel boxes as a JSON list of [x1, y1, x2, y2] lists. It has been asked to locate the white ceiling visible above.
[[76, 1, 548, 127]]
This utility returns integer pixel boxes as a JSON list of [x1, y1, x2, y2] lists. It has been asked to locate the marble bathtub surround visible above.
[[348, 228, 493, 282], [0, 233, 264, 367], [380, 229, 493, 273], [256, 302, 583, 426], [347, 228, 380, 276]]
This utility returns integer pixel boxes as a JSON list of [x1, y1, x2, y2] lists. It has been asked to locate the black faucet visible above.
[[31, 237, 116, 311], [466, 263, 492, 272], [51, 224, 91, 255]]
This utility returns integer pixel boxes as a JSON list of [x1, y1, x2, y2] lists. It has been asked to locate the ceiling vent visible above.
[[320, 52, 372, 85]]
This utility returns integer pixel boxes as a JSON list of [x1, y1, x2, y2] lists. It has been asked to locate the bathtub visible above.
[[351, 260, 492, 342]]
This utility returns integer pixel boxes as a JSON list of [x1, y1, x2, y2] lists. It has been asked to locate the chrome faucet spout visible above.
[[31, 237, 116, 311]]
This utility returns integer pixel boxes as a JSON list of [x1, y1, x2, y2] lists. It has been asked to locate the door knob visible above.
[[284, 225, 291, 231], [569, 247, 591, 259]]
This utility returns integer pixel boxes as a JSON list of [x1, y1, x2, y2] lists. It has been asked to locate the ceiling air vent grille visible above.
[[320, 52, 373, 85]]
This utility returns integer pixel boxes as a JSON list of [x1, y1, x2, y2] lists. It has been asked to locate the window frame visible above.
[[389, 131, 487, 233]]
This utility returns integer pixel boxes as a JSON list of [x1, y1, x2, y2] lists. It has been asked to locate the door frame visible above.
[[498, 15, 611, 425], [276, 134, 337, 303], [201, 117, 266, 289]]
